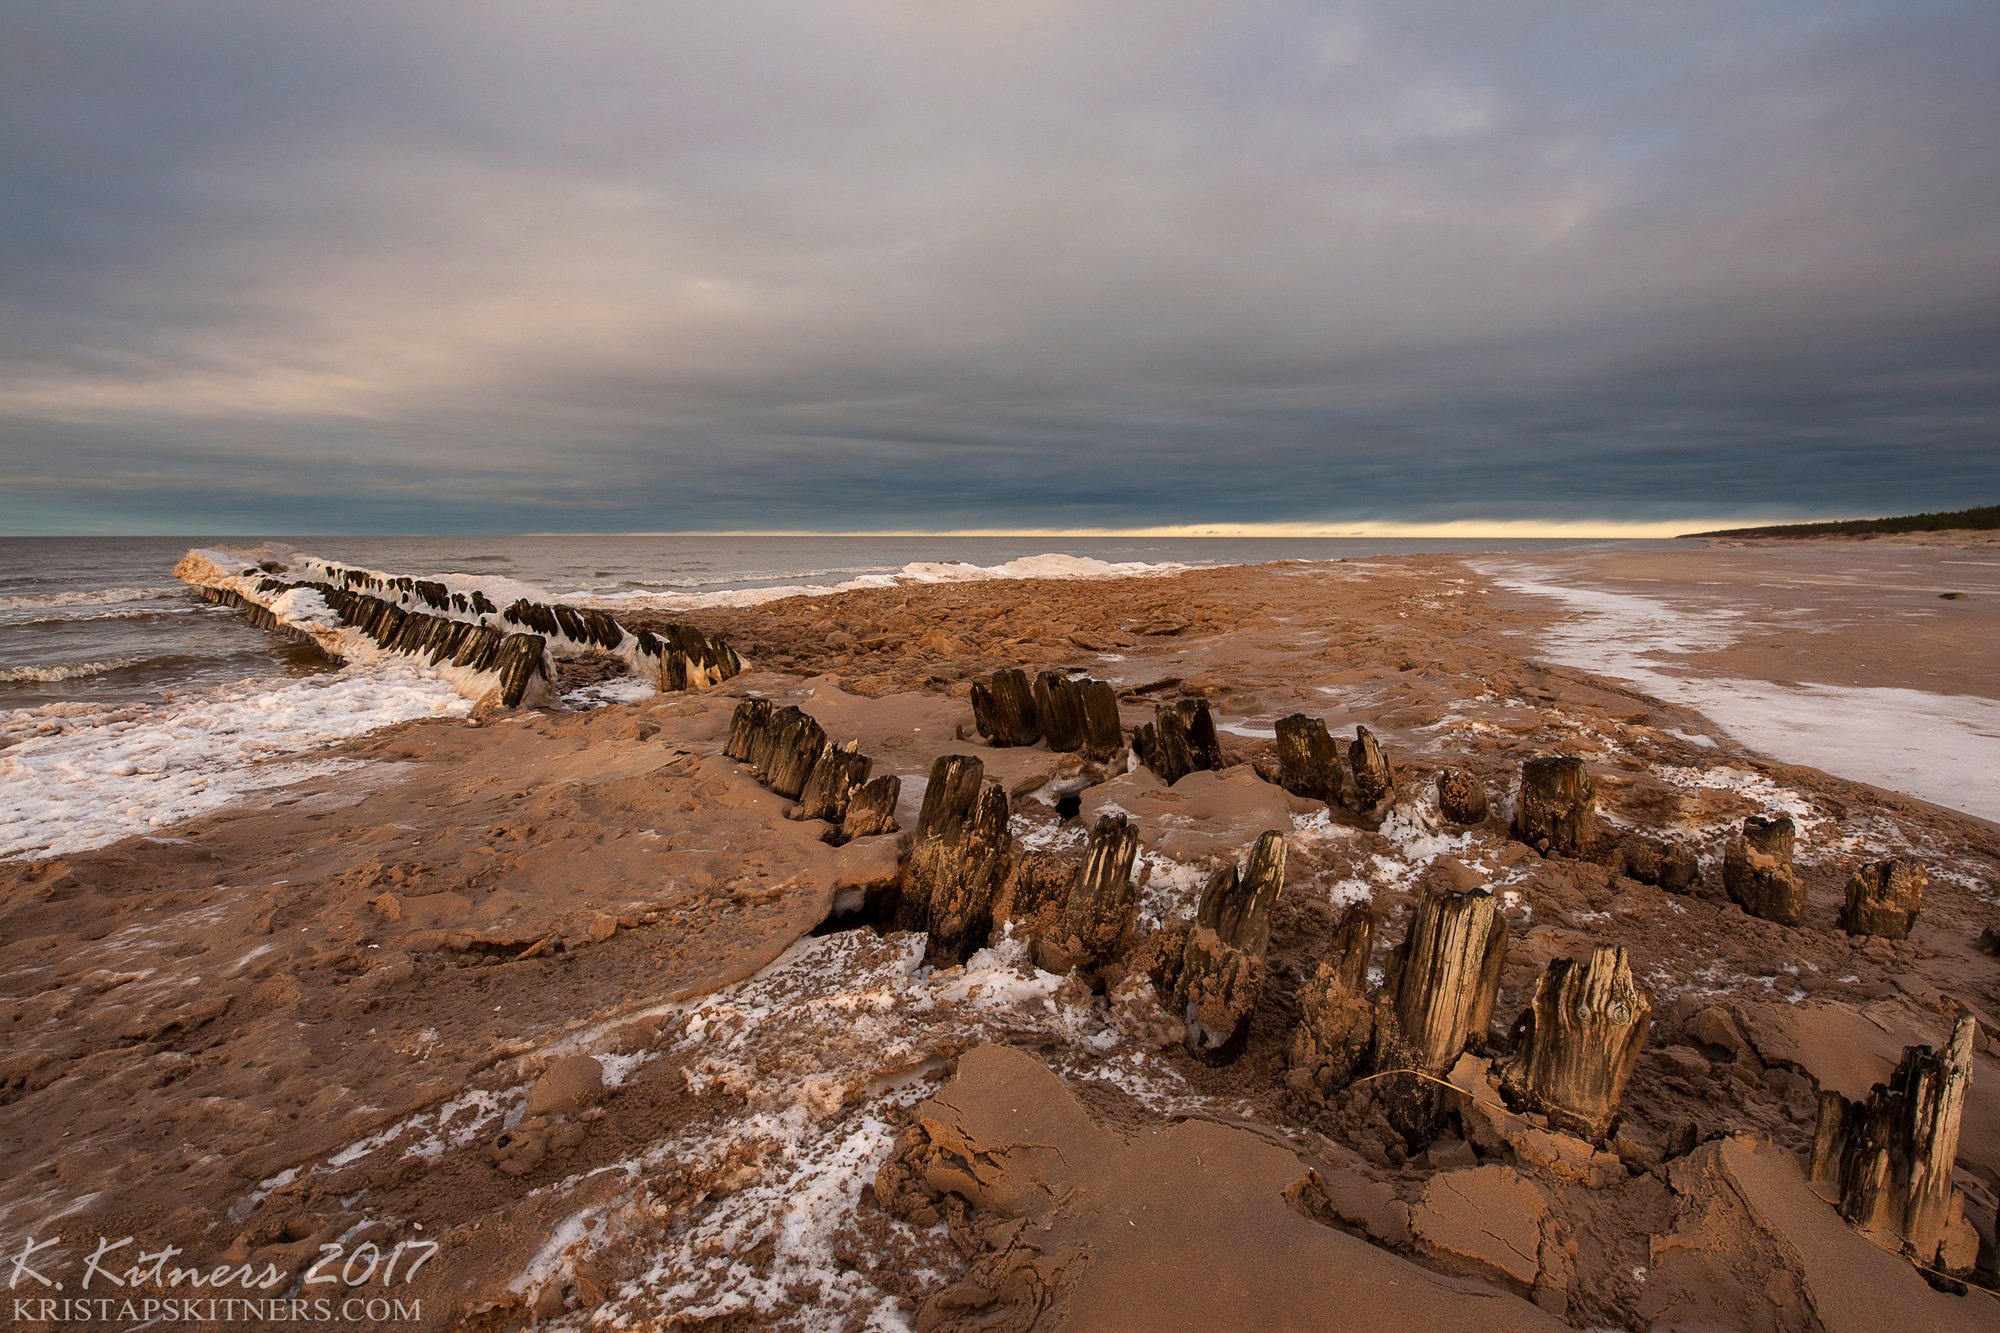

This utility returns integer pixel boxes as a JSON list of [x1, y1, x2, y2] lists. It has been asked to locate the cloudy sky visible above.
[[2, 1, 1996, 535]]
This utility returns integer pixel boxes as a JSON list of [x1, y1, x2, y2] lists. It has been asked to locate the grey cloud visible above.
[[1, 0, 1996, 533]]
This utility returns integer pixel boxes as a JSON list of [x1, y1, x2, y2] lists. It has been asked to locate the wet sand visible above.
[[1, 546, 1996, 1330]]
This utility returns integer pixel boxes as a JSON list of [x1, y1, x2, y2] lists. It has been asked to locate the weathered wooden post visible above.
[[1512, 756, 1595, 856], [1036, 671, 1124, 759], [1288, 904, 1377, 1093], [834, 774, 901, 844], [1722, 813, 1805, 925], [1381, 886, 1508, 1072], [794, 744, 871, 823], [1839, 859, 1926, 939], [1275, 714, 1346, 807], [1077, 679, 1124, 760], [900, 755, 1013, 963], [1348, 726, 1395, 814], [1500, 946, 1651, 1140], [1808, 1016, 1979, 1273], [1196, 831, 1286, 956], [1038, 813, 1141, 973], [1134, 698, 1224, 786], [492, 634, 550, 708], [760, 707, 829, 799], [1435, 767, 1489, 825], [971, 668, 1042, 747], [744, 703, 792, 775], [1176, 831, 1287, 1063], [1033, 671, 1083, 752], [1620, 837, 1700, 894]]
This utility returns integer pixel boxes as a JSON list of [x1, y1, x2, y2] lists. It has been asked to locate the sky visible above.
[[2, 1, 1997, 536]]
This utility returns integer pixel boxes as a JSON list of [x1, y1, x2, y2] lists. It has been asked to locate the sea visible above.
[[0, 533, 1671, 860]]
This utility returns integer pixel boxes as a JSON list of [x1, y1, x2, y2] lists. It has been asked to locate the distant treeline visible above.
[[1682, 504, 2000, 539]]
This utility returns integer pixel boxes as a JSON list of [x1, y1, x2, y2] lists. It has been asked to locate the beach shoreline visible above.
[[1, 545, 1996, 1329]]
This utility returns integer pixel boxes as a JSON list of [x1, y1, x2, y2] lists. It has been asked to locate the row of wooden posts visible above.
[[208, 577, 552, 707], [722, 698, 901, 845], [978, 664, 1932, 940], [723, 673, 1975, 1274], [198, 556, 744, 705], [281, 558, 743, 695]]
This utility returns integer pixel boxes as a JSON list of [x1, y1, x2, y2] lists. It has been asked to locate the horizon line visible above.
[[515, 519, 1748, 539], [1, 515, 1824, 540]]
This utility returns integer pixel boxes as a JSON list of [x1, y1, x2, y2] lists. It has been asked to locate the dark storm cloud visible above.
[[1, 0, 1996, 533]]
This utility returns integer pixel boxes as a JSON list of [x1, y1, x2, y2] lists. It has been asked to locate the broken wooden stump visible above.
[[1132, 697, 1224, 785], [651, 622, 743, 691], [1325, 900, 1376, 996], [1435, 767, 1489, 825], [994, 849, 1074, 933], [491, 634, 551, 709], [758, 706, 829, 799], [723, 698, 773, 762], [794, 744, 871, 823], [1287, 904, 1377, 1094], [901, 755, 1013, 963], [1619, 837, 1700, 895], [726, 699, 899, 840], [1275, 713, 1346, 807], [835, 774, 901, 844], [1839, 858, 1926, 939], [971, 668, 1042, 747], [1808, 1015, 1979, 1273], [1500, 946, 1650, 1141], [1365, 885, 1509, 1142], [1037, 813, 1141, 974], [1348, 726, 1395, 814], [1197, 830, 1287, 957], [1511, 756, 1595, 857], [1177, 930, 1266, 1066], [1381, 886, 1508, 1073], [1722, 813, 1805, 925], [1034, 671, 1124, 759], [1175, 830, 1287, 1064]]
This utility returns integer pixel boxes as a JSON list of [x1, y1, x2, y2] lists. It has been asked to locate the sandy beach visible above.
[[1, 542, 1995, 1331]]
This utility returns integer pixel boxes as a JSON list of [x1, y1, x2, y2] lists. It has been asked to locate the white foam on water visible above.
[[1485, 564, 2000, 823], [611, 552, 1186, 611], [3, 604, 200, 628], [0, 664, 471, 860], [0, 585, 184, 612], [0, 656, 148, 684]]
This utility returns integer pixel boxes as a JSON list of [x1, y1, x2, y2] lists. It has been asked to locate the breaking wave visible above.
[[0, 657, 150, 684], [0, 585, 185, 611], [600, 552, 1186, 610]]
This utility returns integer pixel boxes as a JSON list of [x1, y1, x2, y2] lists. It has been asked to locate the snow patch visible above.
[[1485, 563, 2000, 823], [0, 663, 470, 860]]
